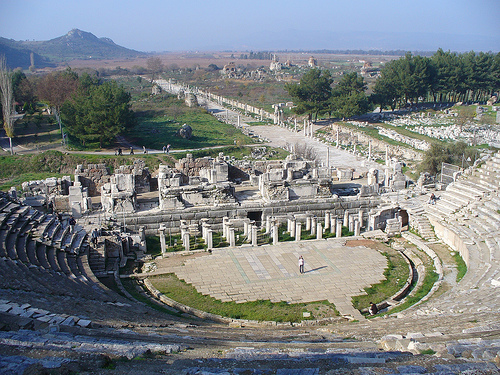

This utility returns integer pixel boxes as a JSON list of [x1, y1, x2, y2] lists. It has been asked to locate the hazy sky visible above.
[[1, 0, 499, 52]]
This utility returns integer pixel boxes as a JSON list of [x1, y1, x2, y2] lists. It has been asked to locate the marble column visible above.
[[354, 219, 361, 236], [272, 223, 279, 245], [306, 216, 311, 231], [343, 211, 349, 228], [336, 220, 342, 238], [295, 222, 302, 242], [358, 210, 364, 229], [228, 227, 235, 247], [207, 229, 213, 250], [183, 232, 190, 251], [324, 211, 331, 230], [330, 216, 337, 235], [290, 218, 296, 238], [316, 222, 323, 240], [251, 225, 258, 246], [311, 217, 317, 236], [349, 215, 354, 233], [159, 225, 167, 257], [222, 216, 229, 239]]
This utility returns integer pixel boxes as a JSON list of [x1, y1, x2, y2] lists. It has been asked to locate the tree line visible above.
[[285, 69, 370, 121], [286, 50, 500, 121], [2, 66, 134, 148], [373, 49, 500, 110]]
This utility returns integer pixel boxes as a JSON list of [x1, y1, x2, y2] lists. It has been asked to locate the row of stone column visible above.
[[158, 210, 365, 256]]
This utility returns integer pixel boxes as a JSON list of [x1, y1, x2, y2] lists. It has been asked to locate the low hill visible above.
[[0, 37, 52, 69], [0, 29, 146, 68]]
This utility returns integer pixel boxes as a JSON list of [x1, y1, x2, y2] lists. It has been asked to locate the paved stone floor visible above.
[[157, 239, 387, 319]]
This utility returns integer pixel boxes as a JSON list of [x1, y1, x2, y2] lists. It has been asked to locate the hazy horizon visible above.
[[1, 0, 499, 53]]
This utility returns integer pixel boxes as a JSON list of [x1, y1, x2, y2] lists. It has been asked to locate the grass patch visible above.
[[451, 251, 467, 282], [146, 234, 206, 253], [419, 349, 436, 355], [0, 150, 165, 191], [121, 278, 182, 317], [385, 268, 439, 316], [129, 94, 254, 150], [149, 273, 338, 322], [352, 249, 410, 311]]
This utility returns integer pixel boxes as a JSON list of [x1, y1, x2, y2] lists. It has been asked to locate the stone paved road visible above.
[[155, 239, 387, 320]]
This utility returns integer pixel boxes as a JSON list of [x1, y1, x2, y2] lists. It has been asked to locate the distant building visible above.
[[308, 56, 317, 67]]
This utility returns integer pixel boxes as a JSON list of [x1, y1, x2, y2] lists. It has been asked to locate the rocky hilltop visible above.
[[0, 29, 145, 68]]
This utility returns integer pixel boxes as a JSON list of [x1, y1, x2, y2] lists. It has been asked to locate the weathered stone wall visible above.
[[123, 195, 380, 235], [75, 164, 111, 197], [115, 160, 151, 193]]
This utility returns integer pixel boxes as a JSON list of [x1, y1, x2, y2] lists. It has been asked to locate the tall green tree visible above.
[[330, 72, 371, 118], [285, 68, 333, 121], [0, 55, 15, 154], [61, 79, 135, 148]]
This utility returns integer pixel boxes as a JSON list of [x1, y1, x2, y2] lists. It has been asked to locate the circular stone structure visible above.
[[151, 239, 388, 318]]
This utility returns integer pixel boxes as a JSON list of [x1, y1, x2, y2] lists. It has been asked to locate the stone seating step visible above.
[[442, 186, 475, 206], [476, 170, 500, 186], [436, 195, 462, 211], [455, 179, 492, 195], [466, 219, 489, 236], [0, 197, 10, 211], [5, 227, 19, 260], [0, 228, 10, 258], [1, 202, 19, 213], [51, 225, 64, 245], [46, 220, 61, 240], [60, 228, 74, 250], [426, 200, 455, 216], [46, 246, 61, 273], [56, 250, 72, 276], [484, 237, 500, 263], [66, 254, 82, 278], [0, 212, 11, 228], [35, 243, 51, 271], [34, 215, 54, 239], [42, 216, 57, 239], [491, 196, 500, 207], [15, 230, 29, 263], [25, 239, 39, 266], [5, 214, 21, 231], [475, 205, 500, 226]]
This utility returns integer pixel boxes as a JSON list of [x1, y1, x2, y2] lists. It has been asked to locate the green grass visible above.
[[0, 150, 166, 191], [352, 250, 410, 311], [149, 273, 338, 322], [173, 146, 252, 160], [121, 278, 182, 317], [384, 269, 439, 316], [0, 172, 69, 191], [451, 251, 467, 282], [419, 349, 436, 355], [129, 94, 254, 150], [146, 234, 206, 253]]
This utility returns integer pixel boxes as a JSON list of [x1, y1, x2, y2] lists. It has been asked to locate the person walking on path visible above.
[[299, 255, 305, 274], [162, 145, 166, 153], [91, 228, 99, 247]]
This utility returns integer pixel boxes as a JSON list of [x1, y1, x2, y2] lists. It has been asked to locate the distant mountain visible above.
[[0, 37, 52, 69], [0, 29, 146, 69]]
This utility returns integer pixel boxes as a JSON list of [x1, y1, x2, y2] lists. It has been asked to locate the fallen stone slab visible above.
[[77, 319, 92, 328], [344, 356, 386, 364]]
